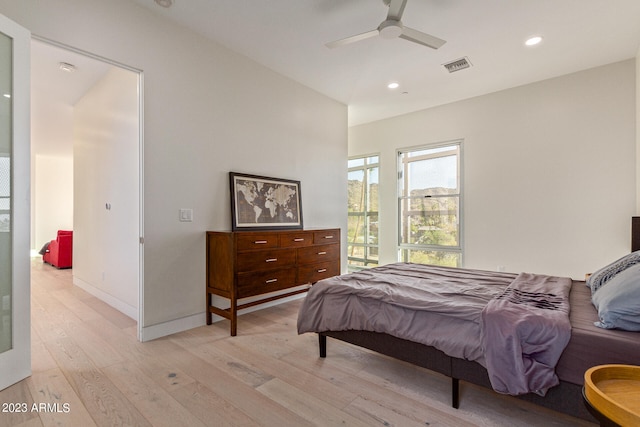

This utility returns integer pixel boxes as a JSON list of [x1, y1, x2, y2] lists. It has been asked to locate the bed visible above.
[[297, 261, 640, 422]]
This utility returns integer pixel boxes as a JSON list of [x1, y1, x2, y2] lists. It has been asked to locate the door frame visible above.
[[0, 13, 31, 391], [31, 35, 145, 341]]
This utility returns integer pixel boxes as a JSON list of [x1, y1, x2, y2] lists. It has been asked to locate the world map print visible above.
[[234, 178, 300, 226]]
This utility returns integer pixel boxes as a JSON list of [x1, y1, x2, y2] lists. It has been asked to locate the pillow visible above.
[[586, 250, 640, 294], [592, 262, 640, 331]]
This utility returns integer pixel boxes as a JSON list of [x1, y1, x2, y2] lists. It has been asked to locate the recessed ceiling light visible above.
[[525, 36, 543, 46], [155, 0, 173, 7], [387, 82, 400, 89], [59, 62, 76, 72]]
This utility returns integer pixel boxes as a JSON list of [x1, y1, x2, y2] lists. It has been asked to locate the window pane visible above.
[[366, 213, 379, 244], [348, 158, 364, 168], [347, 244, 365, 259], [366, 155, 379, 164], [348, 214, 365, 244], [400, 196, 458, 246], [1, 32, 12, 354], [367, 167, 378, 211], [366, 246, 379, 262], [0, 157, 9, 198], [407, 155, 457, 194], [348, 170, 364, 212], [400, 249, 461, 267]]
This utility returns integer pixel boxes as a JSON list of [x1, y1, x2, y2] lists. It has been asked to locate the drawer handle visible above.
[[254, 240, 268, 244], [324, 235, 334, 239], [294, 238, 305, 242], [317, 251, 327, 255], [265, 258, 278, 262], [317, 269, 327, 273], [265, 279, 278, 284]]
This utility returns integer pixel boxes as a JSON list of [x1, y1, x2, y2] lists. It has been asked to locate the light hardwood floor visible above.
[[0, 260, 596, 426]]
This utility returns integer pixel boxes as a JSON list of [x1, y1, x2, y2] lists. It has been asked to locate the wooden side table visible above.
[[583, 365, 640, 427]]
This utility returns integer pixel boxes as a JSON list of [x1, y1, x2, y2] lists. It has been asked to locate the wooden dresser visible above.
[[206, 228, 340, 335]]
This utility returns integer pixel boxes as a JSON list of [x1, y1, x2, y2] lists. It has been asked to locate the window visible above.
[[398, 142, 462, 266], [347, 155, 379, 271]]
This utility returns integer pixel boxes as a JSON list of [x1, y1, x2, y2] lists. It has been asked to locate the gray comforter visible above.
[[297, 263, 572, 396]]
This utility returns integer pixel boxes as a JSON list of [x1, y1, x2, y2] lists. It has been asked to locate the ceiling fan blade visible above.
[[399, 26, 446, 49], [325, 29, 379, 49], [386, 0, 407, 20]]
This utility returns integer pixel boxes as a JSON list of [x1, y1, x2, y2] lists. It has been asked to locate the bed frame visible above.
[[318, 330, 594, 422]]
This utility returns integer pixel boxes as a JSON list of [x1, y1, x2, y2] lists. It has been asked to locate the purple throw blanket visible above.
[[480, 273, 572, 396]]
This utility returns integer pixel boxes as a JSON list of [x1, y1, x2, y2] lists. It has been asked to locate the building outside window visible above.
[[398, 142, 462, 267], [347, 155, 379, 271]]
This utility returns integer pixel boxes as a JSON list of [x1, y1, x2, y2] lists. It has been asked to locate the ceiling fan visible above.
[[326, 0, 446, 50]]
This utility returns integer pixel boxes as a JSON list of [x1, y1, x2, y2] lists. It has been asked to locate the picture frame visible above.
[[229, 172, 303, 231]]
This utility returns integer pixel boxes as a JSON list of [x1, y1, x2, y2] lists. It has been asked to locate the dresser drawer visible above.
[[236, 233, 279, 251], [279, 231, 313, 248], [237, 268, 297, 298], [297, 244, 339, 265], [237, 249, 296, 272], [313, 229, 340, 245], [298, 261, 340, 284]]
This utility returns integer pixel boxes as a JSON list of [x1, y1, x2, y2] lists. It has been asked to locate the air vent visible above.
[[443, 57, 472, 73]]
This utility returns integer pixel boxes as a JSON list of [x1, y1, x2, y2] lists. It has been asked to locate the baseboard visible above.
[[139, 291, 307, 342], [72, 276, 137, 320], [140, 311, 204, 342]]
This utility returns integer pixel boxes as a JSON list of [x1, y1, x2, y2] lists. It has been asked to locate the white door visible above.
[[0, 13, 31, 391]]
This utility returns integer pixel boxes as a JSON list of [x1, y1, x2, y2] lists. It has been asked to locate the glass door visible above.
[[0, 13, 31, 391]]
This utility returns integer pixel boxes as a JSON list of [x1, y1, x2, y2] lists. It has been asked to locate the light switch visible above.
[[179, 208, 193, 222]]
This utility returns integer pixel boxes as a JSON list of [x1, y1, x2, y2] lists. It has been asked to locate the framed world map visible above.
[[229, 172, 303, 231]]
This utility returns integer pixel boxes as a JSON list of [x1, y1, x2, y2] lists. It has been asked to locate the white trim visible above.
[[140, 292, 306, 342], [140, 312, 203, 342], [73, 276, 137, 320], [137, 70, 145, 342], [31, 34, 142, 75], [0, 13, 31, 391]]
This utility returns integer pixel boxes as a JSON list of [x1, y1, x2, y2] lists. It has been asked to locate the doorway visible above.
[[31, 38, 143, 335]]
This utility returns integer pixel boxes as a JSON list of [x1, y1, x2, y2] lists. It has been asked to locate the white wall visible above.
[[73, 67, 139, 318], [350, 60, 636, 280], [0, 0, 348, 339], [31, 95, 73, 251], [34, 155, 73, 250]]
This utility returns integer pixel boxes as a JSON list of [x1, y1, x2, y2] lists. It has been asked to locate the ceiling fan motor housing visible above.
[[379, 19, 404, 38]]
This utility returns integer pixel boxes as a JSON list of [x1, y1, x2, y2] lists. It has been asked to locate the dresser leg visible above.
[[230, 302, 237, 336], [206, 293, 212, 325]]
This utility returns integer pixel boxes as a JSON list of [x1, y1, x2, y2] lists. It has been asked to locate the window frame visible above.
[[347, 154, 380, 271], [397, 140, 463, 266]]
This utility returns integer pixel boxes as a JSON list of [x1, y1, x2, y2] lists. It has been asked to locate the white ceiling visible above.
[[126, 0, 640, 126], [31, 40, 112, 157], [31, 40, 111, 107]]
